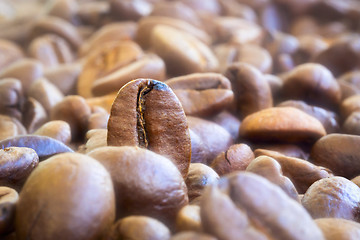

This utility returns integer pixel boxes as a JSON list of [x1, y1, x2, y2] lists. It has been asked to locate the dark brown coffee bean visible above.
[[0, 187, 18, 236], [315, 218, 360, 240], [22, 98, 47, 134], [15, 153, 115, 240], [110, 0, 152, 21], [150, 25, 218, 76], [211, 144, 254, 176], [201, 172, 324, 240], [0, 147, 38, 190], [292, 35, 328, 65], [0, 135, 73, 160], [254, 149, 332, 194], [277, 100, 340, 134], [107, 79, 191, 177], [207, 111, 241, 140], [185, 163, 219, 201], [166, 73, 234, 117], [302, 177, 360, 221], [246, 156, 298, 200], [91, 54, 166, 97], [343, 111, 360, 135], [50, 95, 91, 140], [28, 34, 74, 68], [282, 63, 341, 110], [0, 39, 23, 70], [31, 16, 83, 50], [176, 205, 202, 232], [0, 115, 26, 141], [240, 107, 326, 143], [225, 62, 273, 119], [105, 216, 171, 240], [187, 116, 233, 165], [0, 79, 24, 121], [311, 134, 360, 179], [88, 146, 188, 227]]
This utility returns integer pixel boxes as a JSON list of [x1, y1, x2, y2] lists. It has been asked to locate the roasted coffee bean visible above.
[[87, 111, 109, 130], [34, 120, 71, 144], [0, 187, 18, 236], [91, 54, 166, 97], [246, 156, 299, 200], [277, 100, 340, 134], [311, 134, 360, 179], [166, 73, 234, 117], [316, 218, 360, 240], [343, 112, 360, 135], [0, 79, 24, 121], [107, 79, 191, 177], [240, 107, 326, 143], [292, 35, 328, 65], [15, 153, 115, 240], [218, 0, 257, 21], [76, 1, 109, 27], [46, 0, 79, 24], [338, 70, 360, 89], [83, 129, 107, 153], [110, 0, 152, 21], [182, 0, 222, 15], [338, 79, 360, 101], [0, 39, 23, 70], [78, 41, 144, 98], [254, 149, 332, 193], [341, 95, 360, 120], [282, 63, 341, 110], [185, 163, 219, 201], [105, 216, 171, 240], [0, 147, 38, 190], [253, 144, 309, 160], [150, 25, 218, 76], [86, 93, 117, 113], [28, 34, 74, 68], [0, 135, 73, 160], [187, 116, 233, 165], [22, 98, 47, 134], [176, 205, 202, 232], [171, 232, 217, 240], [207, 111, 241, 140], [88, 146, 188, 227], [201, 172, 324, 240], [211, 143, 254, 176], [225, 62, 273, 118], [302, 177, 360, 221], [0, 115, 26, 141]]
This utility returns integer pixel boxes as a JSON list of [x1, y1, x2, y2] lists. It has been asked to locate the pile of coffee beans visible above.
[[1, 0, 360, 239]]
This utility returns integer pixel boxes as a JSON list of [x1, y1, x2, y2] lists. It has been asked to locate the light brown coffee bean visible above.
[[22, 97, 47, 134], [76, 1, 109, 27], [0, 39, 23, 70], [34, 120, 71, 144], [182, 0, 222, 15], [176, 205, 202, 232], [88, 146, 188, 227], [87, 112, 109, 130], [225, 62, 273, 118], [302, 177, 360, 221], [28, 34, 74, 68], [107, 79, 191, 177], [341, 95, 360, 120], [0, 147, 38, 190], [166, 73, 234, 117], [83, 129, 107, 153], [0, 187, 18, 236], [218, 0, 257, 21], [253, 144, 309, 160], [0, 79, 24, 121], [343, 111, 360, 135], [15, 153, 115, 240], [201, 172, 324, 240], [240, 107, 326, 143], [211, 144, 254, 176], [46, 0, 79, 24], [150, 25, 218, 76], [171, 232, 217, 240], [86, 93, 117, 113], [0, 115, 26, 141], [292, 35, 328, 65], [316, 218, 360, 240], [105, 216, 171, 240]]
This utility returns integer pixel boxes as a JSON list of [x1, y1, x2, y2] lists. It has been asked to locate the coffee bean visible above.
[[170, 232, 217, 240], [315, 218, 360, 240], [166, 73, 234, 117], [0, 39, 23, 70], [15, 153, 115, 240], [83, 129, 107, 153], [107, 79, 191, 177], [207, 111, 241, 140], [0, 79, 24, 121], [200, 172, 324, 239], [341, 95, 360, 120], [0, 187, 18, 236], [343, 111, 360, 135], [110, 0, 152, 21], [176, 205, 202, 232], [46, 0, 79, 24], [0, 115, 26, 141], [34, 120, 71, 144], [76, 1, 109, 27]]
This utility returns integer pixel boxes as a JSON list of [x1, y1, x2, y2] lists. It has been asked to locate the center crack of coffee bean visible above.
[[136, 83, 154, 148]]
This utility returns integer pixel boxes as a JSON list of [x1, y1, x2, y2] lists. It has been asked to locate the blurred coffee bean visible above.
[[211, 144, 254, 176], [0, 79, 24, 121], [341, 95, 360, 120], [28, 34, 74, 68], [110, 0, 152, 21], [22, 97, 47, 133], [107, 79, 191, 177], [0, 187, 18, 236], [166, 73, 233, 117], [338, 79, 360, 101], [260, 3, 290, 33], [0, 115, 26, 141], [201, 172, 324, 239], [182, 0, 221, 15], [88, 146, 188, 227], [338, 70, 360, 89], [186, 163, 219, 201], [171, 232, 217, 240], [0, 59, 43, 94], [50, 95, 91, 141], [46, 0, 79, 24], [207, 111, 241, 140], [316, 218, 360, 240], [292, 35, 328, 65], [105, 216, 170, 240], [0, 147, 38, 190], [219, 0, 257, 21], [302, 177, 360, 221], [34, 120, 71, 144], [150, 25, 218, 76], [44, 63, 81, 95], [15, 153, 115, 240], [343, 111, 360, 135], [277, 100, 340, 133], [254, 149, 332, 194], [83, 129, 107, 153], [0, 135, 73, 160], [86, 93, 117, 113], [87, 112, 109, 130], [253, 144, 309, 160], [176, 205, 202, 232], [76, 1, 109, 27], [311, 134, 360, 179], [225, 63, 273, 119], [0, 39, 23, 69]]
